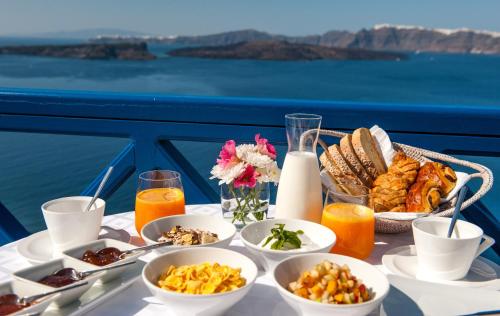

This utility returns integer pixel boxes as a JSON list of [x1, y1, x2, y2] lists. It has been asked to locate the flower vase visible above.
[[220, 182, 270, 229]]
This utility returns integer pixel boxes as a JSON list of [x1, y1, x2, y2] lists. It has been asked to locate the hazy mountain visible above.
[[93, 25, 500, 55], [7, 28, 151, 40]]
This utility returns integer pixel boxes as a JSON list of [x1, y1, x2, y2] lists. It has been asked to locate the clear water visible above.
[[0, 44, 498, 105], [0, 39, 499, 236]]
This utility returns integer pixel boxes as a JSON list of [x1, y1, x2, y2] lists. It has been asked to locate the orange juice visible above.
[[135, 187, 185, 235], [321, 203, 374, 259]]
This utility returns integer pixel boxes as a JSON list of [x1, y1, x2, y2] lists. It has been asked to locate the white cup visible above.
[[412, 217, 495, 281], [41, 196, 105, 255]]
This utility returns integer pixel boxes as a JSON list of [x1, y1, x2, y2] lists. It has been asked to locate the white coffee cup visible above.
[[412, 217, 495, 281], [42, 196, 105, 255]]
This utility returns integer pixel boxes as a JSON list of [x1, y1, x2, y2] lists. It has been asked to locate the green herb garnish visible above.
[[261, 224, 304, 250]]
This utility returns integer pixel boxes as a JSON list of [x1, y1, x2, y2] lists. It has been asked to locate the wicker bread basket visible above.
[[315, 129, 494, 234]]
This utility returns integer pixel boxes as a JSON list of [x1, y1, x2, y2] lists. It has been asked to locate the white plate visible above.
[[382, 245, 500, 290], [386, 274, 500, 316], [43, 260, 145, 316], [17, 227, 131, 264]]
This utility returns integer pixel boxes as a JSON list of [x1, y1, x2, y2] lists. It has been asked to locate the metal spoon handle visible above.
[[447, 186, 468, 238], [121, 241, 173, 256], [80, 260, 136, 278], [21, 282, 88, 305], [84, 166, 113, 212]]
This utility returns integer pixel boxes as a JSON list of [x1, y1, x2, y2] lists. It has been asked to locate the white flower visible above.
[[210, 162, 245, 185], [257, 161, 281, 184], [236, 144, 257, 159], [241, 150, 274, 169], [210, 140, 280, 186]]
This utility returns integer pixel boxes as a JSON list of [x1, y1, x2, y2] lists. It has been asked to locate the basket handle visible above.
[[395, 142, 494, 216]]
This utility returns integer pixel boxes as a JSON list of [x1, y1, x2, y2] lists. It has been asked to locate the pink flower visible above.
[[255, 134, 277, 159], [217, 140, 238, 168], [234, 165, 259, 188]]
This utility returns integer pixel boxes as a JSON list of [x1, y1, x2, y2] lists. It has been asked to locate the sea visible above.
[[1, 37, 499, 235]]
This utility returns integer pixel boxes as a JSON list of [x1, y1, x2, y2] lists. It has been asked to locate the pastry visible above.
[[406, 161, 457, 213], [406, 180, 442, 213], [413, 162, 457, 195], [369, 151, 420, 212]]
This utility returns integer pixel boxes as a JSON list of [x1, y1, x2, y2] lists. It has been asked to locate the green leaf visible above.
[[271, 239, 281, 250], [262, 235, 274, 247], [265, 223, 304, 250]]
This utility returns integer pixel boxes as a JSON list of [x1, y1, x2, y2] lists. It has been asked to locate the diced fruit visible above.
[[287, 260, 371, 305], [335, 293, 344, 303], [311, 284, 323, 297]]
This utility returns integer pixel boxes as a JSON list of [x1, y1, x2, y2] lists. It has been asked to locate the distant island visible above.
[[0, 42, 155, 60], [168, 40, 406, 61], [94, 25, 500, 55]]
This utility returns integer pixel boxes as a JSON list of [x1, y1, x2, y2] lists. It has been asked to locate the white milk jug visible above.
[[275, 113, 323, 223]]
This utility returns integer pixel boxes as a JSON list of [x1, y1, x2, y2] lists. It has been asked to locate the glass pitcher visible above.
[[275, 113, 323, 222]]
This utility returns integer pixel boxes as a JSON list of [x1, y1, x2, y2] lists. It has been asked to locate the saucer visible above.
[[382, 245, 500, 290], [17, 227, 131, 264]]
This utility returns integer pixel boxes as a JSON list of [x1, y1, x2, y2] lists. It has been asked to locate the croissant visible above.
[[406, 180, 442, 213], [415, 162, 457, 195], [369, 152, 420, 212], [387, 151, 421, 185]]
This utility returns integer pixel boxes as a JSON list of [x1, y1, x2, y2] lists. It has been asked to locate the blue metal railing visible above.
[[1, 88, 499, 257]]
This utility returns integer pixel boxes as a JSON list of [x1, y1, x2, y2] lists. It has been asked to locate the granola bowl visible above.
[[141, 214, 237, 255]]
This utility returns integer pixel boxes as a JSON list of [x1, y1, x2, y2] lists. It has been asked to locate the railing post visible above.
[[0, 201, 29, 244], [132, 133, 217, 204], [81, 143, 136, 199]]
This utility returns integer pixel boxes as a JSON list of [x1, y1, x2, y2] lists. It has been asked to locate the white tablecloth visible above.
[[0, 204, 432, 315]]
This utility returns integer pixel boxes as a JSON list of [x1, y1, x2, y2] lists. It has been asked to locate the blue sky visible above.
[[1, 0, 500, 36]]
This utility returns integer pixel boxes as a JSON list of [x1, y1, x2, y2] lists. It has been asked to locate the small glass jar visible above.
[[220, 182, 270, 229]]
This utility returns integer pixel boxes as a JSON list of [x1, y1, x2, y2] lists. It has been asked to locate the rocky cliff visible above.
[[94, 25, 500, 55], [168, 40, 406, 61], [0, 42, 156, 60]]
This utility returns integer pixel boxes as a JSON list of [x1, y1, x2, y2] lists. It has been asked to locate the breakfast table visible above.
[[0, 204, 498, 316]]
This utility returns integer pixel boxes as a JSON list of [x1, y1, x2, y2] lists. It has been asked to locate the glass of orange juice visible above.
[[321, 190, 374, 259], [135, 170, 185, 235]]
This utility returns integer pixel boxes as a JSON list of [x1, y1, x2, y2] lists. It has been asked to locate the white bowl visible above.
[[273, 253, 389, 316], [41, 196, 105, 255], [13, 257, 103, 307], [0, 279, 59, 315], [142, 247, 258, 316], [240, 218, 336, 272], [63, 238, 144, 283], [141, 214, 236, 254]]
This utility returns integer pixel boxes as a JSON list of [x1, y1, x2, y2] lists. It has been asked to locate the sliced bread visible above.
[[339, 135, 374, 186], [351, 128, 387, 178], [319, 150, 368, 196], [328, 144, 370, 188]]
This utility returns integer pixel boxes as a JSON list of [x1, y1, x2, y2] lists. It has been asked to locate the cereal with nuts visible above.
[[157, 225, 219, 246]]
